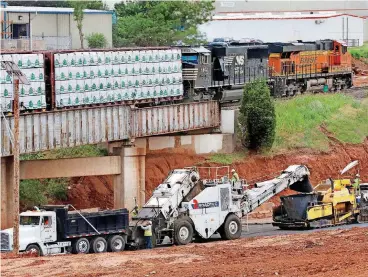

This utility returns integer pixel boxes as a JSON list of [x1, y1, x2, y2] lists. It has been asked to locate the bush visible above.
[[20, 178, 68, 209], [20, 180, 47, 209], [239, 79, 276, 151], [46, 179, 68, 200], [87, 33, 107, 48]]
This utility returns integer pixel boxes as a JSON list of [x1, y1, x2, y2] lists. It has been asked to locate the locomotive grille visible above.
[[182, 68, 198, 80], [0, 232, 10, 251]]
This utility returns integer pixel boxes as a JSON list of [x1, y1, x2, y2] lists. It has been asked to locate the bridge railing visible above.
[[1, 101, 220, 156]]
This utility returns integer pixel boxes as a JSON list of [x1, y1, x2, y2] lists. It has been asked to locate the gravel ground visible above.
[[1, 226, 367, 277]]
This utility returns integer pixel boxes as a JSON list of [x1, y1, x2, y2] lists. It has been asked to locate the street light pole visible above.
[[12, 78, 20, 255]]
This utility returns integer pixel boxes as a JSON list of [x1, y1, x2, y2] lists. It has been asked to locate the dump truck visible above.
[[273, 161, 363, 229], [1, 164, 311, 255], [0, 205, 129, 255]]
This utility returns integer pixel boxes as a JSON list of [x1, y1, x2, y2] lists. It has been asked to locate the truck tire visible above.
[[91, 237, 107, 253], [26, 244, 42, 256], [72, 238, 90, 254], [174, 219, 193, 245], [220, 214, 242, 240], [107, 235, 125, 252]]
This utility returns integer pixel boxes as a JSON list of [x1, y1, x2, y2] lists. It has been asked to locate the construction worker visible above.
[[131, 205, 139, 217], [231, 169, 239, 182], [141, 220, 153, 249], [353, 174, 360, 194]]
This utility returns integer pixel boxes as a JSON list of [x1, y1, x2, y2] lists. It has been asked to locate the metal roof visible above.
[[2, 6, 114, 14], [191, 47, 211, 54], [212, 11, 364, 20]]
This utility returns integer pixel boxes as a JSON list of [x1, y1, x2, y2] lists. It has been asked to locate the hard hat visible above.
[[231, 169, 236, 173]]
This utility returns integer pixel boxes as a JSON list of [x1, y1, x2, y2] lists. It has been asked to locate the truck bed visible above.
[[43, 206, 129, 239]]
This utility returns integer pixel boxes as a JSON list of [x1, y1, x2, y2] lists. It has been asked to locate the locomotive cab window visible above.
[[201, 54, 209, 64]]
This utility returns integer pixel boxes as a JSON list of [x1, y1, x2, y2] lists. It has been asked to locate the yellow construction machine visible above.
[[273, 161, 361, 229]]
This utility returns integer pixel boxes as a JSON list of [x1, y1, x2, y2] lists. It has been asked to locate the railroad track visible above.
[[220, 85, 368, 110]]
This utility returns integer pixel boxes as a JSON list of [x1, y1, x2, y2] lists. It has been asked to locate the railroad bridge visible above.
[[1, 101, 226, 228]]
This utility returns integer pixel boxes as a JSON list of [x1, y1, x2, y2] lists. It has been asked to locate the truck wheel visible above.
[[107, 235, 125, 252], [221, 214, 242, 240], [174, 219, 193, 245], [91, 237, 107, 253], [72, 238, 90, 254], [26, 244, 42, 256]]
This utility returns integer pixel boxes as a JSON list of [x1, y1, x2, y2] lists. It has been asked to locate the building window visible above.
[[12, 23, 29, 39]]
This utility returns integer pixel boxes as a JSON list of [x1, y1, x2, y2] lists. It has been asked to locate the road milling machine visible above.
[[127, 165, 311, 248], [273, 161, 365, 229]]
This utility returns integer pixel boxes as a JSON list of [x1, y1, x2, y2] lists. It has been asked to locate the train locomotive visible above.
[[0, 39, 352, 113], [184, 39, 352, 102]]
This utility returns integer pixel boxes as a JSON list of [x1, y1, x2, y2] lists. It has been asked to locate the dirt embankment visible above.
[[63, 139, 368, 218], [353, 57, 368, 87], [1, 227, 368, 277]]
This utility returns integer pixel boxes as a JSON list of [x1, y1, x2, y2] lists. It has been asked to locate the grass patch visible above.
[[326, 98, 368, 144], [272, 93, 368, 153], [206, 152, 247, 165], [349, 43, 368, 59], [21, 144, 108, 160]]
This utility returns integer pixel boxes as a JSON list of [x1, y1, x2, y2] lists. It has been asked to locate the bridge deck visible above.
[[1, 101, 220, 156]]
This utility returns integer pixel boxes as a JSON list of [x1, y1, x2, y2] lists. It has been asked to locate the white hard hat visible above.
[[231, 169, 236, 173]]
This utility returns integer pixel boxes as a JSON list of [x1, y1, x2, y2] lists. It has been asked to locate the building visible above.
[[214, 1, 368, 17], [199, 12, 366, 46], [0, 5, 114, 50]]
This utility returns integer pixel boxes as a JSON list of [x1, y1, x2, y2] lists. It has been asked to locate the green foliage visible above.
[[325, 98, 368, 144], [206, 152, 246, 165], [21, 145, 107, 161], [20, 180, 48, 209], [87, 33, 108, 48], [113, 1, 214, 47], [46, 179, 68, 201], [273, 93, 368, 153], [349, 43, 368, 59], [239, 79, 276, 151], [20, 178, 68, 209], [69, 1, 85, 48]]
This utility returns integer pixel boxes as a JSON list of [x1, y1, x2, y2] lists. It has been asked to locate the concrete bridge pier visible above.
[[109, 145, 146, 211], [1, 156, 14, 229]]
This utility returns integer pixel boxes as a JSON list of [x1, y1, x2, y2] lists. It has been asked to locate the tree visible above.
[[239, 79, 276, 151], [67, 1, 107, 49], [87, 33, 107, 48], [69, 1, 85, 48], [113, 1, 214, 47]]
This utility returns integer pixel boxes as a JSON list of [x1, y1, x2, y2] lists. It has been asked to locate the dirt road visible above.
[[2, 227, 367, 277]]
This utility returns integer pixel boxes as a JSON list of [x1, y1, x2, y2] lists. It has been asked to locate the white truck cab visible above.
[[1, 210, 70, 255]]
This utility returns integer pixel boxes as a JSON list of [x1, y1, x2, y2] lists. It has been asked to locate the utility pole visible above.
[[12, 78, 20, 254], [1, 61, 29, 255]]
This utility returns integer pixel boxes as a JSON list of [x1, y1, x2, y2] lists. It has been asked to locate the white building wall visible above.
[[1, 12, 113, 49], [71, 13, 113, 49], [200, 15, 364, 45]]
